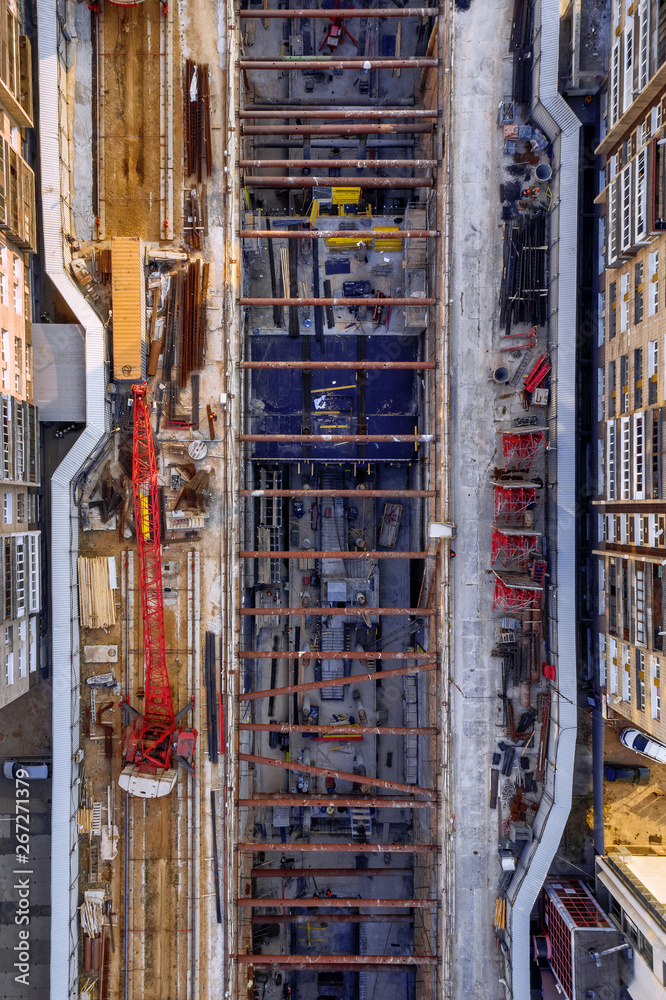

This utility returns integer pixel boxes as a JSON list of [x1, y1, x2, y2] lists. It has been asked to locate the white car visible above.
[[3, 758, 51, 780], [620, 729, 666, 764]]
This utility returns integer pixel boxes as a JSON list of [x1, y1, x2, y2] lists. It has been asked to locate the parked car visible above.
[[2, 758, 51, 780], [620, 728, 666, 764], [604, 762, 650, 785]]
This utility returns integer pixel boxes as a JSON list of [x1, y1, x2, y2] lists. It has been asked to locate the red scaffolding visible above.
[[492, 573, 542, 613], [500, 429, 546, 470], [490, 527, 540, 567], [493, 483, 538, 522]]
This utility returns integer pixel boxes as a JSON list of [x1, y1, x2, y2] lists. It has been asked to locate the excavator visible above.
[[119, 384, 197, 798]]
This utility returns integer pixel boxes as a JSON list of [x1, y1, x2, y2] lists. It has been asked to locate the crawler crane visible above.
[[119, 383, 197, 798]]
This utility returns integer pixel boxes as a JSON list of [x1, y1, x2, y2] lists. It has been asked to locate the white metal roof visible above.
[[37, 2, 106, 997]]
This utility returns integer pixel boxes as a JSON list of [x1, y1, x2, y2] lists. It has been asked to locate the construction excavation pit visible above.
[[59, 1, 452, 999], [229, 4, 451, 998]]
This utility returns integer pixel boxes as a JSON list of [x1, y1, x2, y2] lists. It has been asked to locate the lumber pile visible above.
[[78, 557, 117, 629], [80, 890, 104, 938]]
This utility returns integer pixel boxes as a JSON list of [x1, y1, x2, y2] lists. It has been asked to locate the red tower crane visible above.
[[119, 384, 197, 798]]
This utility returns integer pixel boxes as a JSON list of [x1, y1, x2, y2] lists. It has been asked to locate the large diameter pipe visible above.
[[240, 230, 437, 239], [239, 297, 434, 306], [243, 175, 434, 188], [239, 753, 435, 798], [239, 661, 436, 700], [239, 607, 436, 616], [239, 8, 438, 17], [240, 489, 435, 498], [243, 124, 433, 135], [238, 897, 436, 909], [240, 159, 437, 169], [238, 651, 432, 659], [238, 842, 437, 853], [251, 914, 413, 924], [240, 550, 428, 559], [239, 58, 439, 69], [237, 956, 437, 967], [240, 109, 438, 119], [239, 434, 434, 443], [240, 796, 431, 808], [251, 867, 413, 877], [240, 723, 436, 735]]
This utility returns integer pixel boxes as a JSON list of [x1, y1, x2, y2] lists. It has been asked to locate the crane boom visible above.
[[132, 383, 174, 728]]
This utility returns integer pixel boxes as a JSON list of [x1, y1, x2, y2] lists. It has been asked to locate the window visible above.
[[649, 340, 658, 404], [609, 359, 616, 417], [17, 620, 25, 679], [621, 166, 633, 253], [3, 491, 11, 525], [12, 255, 19, 279], [598, 367, 605, 421], [607, 420, 617, 500], [15, 537, 25, 618], [637, 648, 646, 711], [620, 355, 628, 413], [649, 250, 659, 316], [28, 534, 38, 614], [621, 273, 630, 332], [634, 411, 645, 498], [610, 634, 619, 691], [620, 512, 629, 545], [13, 336, 20, 394], [599, 632, 607, 686], [635, 262, 644, 322], [15, 403, 23, 482], [28, 615, 36, 674], [652, 410, 660, 497], [622, 643, 632, 702], [636, 151, 647, 243], [624, 26, 634, 114], [637, 121, 646, 150], [611, 42, 621, 127], [636, 565, 646, 645], [635, 347, 643, 407], [621, 560, 631, 638], [653, 102, 662, 136], [1, 328, 7, 392], [651, 656, 661, 719], [4, 623, 13, 685], [609, 280, 617, 338], [609, 183, 619, 266], [622, 911, 654, 970], [638, 1, 649, 91], [16, 492, 24, 522]]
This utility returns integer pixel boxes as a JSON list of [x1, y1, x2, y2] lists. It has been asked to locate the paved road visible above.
[[450, 1, 515, 997], [0, 682, 51, 999]]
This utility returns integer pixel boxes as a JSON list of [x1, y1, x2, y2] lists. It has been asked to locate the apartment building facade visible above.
[[594, 0, 666, 743], [596, 849, 666, 997], [0, 0, 38, 710]]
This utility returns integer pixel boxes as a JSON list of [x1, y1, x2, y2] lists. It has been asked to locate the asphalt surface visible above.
[[0, 680, 52, 999]]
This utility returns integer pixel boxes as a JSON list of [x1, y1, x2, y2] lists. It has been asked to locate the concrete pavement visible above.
[[450, 1, 515, 996]]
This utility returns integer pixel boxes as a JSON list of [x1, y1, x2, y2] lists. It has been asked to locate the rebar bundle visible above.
[[499, 214, 548, 335]]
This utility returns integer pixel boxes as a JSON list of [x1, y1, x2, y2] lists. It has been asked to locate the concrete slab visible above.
[[450, 0, 516, 996]]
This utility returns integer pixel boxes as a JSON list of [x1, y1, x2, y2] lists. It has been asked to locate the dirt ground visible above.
[[603, 717, 666, 848], [99, 2, 182, 241]]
